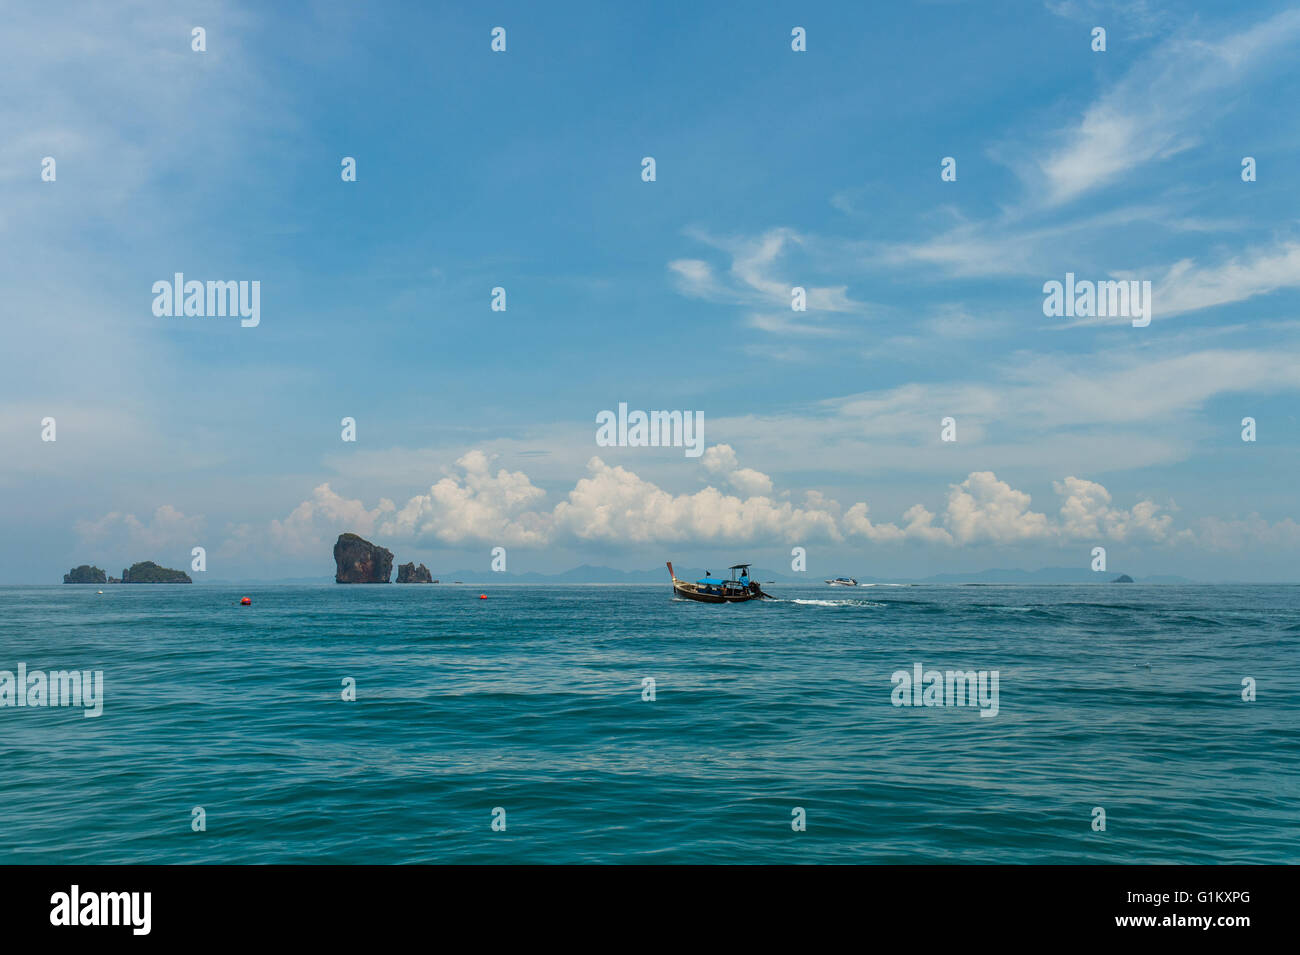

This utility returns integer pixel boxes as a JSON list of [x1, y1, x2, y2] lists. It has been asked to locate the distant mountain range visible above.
[[198, 565, 1199, 585]]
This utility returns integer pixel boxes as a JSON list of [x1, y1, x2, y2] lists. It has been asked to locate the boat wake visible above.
[[786, 597, 887, 608]]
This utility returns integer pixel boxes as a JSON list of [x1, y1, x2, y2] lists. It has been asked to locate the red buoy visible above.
[[240, 597, 252, 606], [479, 594, 487, 599]]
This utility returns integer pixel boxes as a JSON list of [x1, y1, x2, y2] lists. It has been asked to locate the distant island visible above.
[[63, 561, 191, 583], [334, 533, 394, 583], [63, 564, 107, 584], [120, 561, 192, 583], [396, 562, 435, 583], [333, 533, 442, 583], [1112, 574, 1135, 583]]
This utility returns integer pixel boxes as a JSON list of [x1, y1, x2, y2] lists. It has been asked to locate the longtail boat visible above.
[[667, 562, 773, 603]]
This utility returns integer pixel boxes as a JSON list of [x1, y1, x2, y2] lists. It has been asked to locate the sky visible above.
[[2, 0, 1299, 583]]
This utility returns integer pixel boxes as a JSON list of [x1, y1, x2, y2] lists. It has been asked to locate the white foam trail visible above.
[[789, 598, 886, 607]]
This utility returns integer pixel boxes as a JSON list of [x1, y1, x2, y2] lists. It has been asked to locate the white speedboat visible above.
[[825, 577, 858, 587]]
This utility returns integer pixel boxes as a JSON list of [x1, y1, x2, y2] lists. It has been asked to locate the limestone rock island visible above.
[[334, 533, 394, 583], [120, 561, 193, 583], [63, 565, 107, 584], [396, 562, 434, 583]]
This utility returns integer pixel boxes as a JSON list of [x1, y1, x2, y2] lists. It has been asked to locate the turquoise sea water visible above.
[[1, 583, 1296, 864]]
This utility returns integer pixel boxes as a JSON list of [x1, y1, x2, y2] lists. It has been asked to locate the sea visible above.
[[1, 583, 1296, 864]]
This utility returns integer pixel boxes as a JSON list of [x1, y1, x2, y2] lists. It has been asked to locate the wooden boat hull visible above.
[[667, 561, 770, 602], [672, 581, 760, 603]]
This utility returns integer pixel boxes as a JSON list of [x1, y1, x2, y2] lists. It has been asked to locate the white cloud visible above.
[[268, 484, 395, 558], [244, 443, 1243, 561], [666, 258, 720, 299], [745, 313, 846, 337], [900, 504, 956, 544], [670, 228, 866, 317], [843, 502, 954, 545], [378, 450, 550, 546], [76, 504, 204, 556], [842, 502, 901, 542], [1154, 242, 1300, 318], [839, 9, 1300, 317], [1054, 476, 1181, 543], [944, 472, 1053, 545], [300, 343, 1300, 520], [702, 443, 774, 496], [552, 457, 840, 544], [1031, 9, 1300, 206], [254, 448, 842, 554], [1045, 1, 1169, 37]]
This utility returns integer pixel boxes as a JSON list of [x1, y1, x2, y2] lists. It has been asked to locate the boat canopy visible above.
[[728, 563, 752, 570]]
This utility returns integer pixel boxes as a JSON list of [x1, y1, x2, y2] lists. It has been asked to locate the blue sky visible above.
[[3, 0, 1300, 582]]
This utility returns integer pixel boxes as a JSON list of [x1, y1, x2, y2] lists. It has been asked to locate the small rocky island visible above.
[[120, 561, 192, 583], [334, 533, 394, 583], [1112, 574, 1135, 583], [396, 562, 434, 583], [63, 564, 107, 584], [63, 561, 190, 583]]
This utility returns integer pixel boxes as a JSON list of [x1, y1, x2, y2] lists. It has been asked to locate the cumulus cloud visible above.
[[232, 447, 1295, 560], [702, 443, 774, 496], [269, 484, 395, 557], [945, 472, 1053, 545], [899, 504, 957, 545], [553, 457, 840, 544], [1054, 476, 1181, 543], [843, 473, 1181, 548], [378, 450, 550, 546], [843, 502, 954, 545], [842, 502, 903, 542], [253, 448, 842, 555]]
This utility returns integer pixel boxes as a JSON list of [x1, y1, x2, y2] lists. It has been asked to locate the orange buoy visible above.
[[240, 597, 252, 606], [479, 594, 487, 599]]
